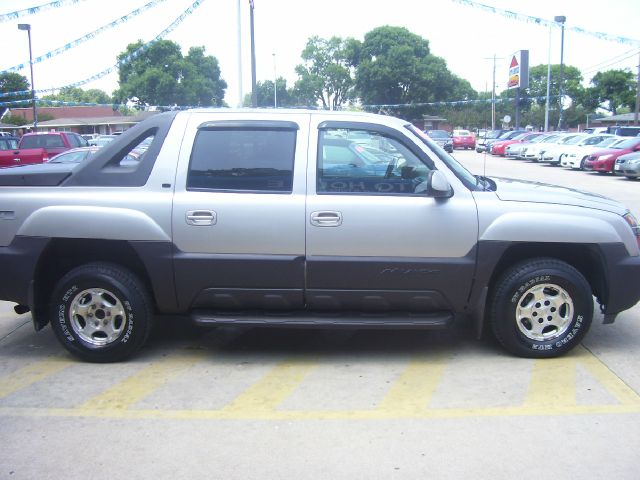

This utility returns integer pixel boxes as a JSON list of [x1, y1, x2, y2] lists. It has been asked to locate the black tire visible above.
[[626, 176, 638, 181], [489, 258, 593, 358], [49, 262, 153, 362]]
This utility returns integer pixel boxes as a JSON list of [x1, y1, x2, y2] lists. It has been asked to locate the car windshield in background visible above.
[[427, 130, 449, 139], [406, 124, 478, 190], [597, 137, 622, 147], [612, 138, 640, 150], [50, 150, 95, 164], [0, 138, 18, 150]]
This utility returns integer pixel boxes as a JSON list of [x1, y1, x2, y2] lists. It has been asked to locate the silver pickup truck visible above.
[[1, 109, 639, 362]]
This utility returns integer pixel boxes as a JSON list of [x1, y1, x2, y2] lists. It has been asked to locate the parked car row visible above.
[[484, 130, 640, 180]]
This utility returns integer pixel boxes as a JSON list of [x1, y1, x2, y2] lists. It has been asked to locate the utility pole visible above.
[[635, 50, 639, 125], [249, 0, 257, 108], [237, 0, 243, 107], [555, 15, 567, 131], [484, 55, 502, 131], [544, 22, 552, 131]]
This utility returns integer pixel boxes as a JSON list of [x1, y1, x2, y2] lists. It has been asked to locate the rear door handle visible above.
[[185, 210, 217, 226], [310, 211, 343, 227]]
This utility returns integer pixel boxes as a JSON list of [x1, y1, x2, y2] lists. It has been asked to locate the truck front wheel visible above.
[[489, 258, 593, 358], [49, 262, 153, 362]]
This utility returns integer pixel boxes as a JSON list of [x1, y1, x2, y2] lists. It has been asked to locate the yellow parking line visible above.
[[578, 349, 640, 405], [0, 357, 73, 399], [523, 355, 577, 407], [378, 355, 448, 414], [222, 360, 317, 414], [78, 350, 206, 411]]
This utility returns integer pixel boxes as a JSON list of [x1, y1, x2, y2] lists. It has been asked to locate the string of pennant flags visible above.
[[0, 0, 88, 23], [0, 95, 557, 111], [451, 0, 640, 46], [0, 0, 169, 75]]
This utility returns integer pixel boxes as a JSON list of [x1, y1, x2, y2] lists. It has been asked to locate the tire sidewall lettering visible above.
[[507, 273, 588, 353], [56, 280, 133, 347]]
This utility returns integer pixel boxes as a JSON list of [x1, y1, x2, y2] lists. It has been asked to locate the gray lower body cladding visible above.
[[1, 237, 640, 325]]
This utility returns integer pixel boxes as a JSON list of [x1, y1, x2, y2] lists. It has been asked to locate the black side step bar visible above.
[[191, 310, 454, 329]]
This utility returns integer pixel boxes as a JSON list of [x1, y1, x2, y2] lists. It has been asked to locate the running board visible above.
[[191, 310, 454, 329]]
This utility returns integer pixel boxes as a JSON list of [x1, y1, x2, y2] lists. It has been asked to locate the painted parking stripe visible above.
[[0, 356, 73, 399], [222, 359, 318, 414], [78, 349, 208, 411], [377, 354, 448, 414], [0, 346, 638, 419]]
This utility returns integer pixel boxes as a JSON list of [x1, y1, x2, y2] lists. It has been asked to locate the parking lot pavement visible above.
[[1, 152, 640, 479], [1, 299, 640, 479]]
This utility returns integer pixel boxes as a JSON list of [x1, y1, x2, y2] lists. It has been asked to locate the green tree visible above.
[[0, 72, 30, 116], [589, 69, 636, 115], [113, 40, 227, 107], [43, 86, 112, 105], [243, 77, 296, 108], [294, 36, 357, 109], [354, 26, 477, 119], [523, 64, 586, 128]]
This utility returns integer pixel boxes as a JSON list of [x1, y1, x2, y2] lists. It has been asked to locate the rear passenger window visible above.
[[188, 128, 296, 193]]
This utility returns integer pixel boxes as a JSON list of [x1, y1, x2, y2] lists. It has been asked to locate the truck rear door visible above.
[[171, 112, 309, 312]]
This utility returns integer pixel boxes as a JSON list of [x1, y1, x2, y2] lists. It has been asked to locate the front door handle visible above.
[[310, 211, 343, 227], [185, 210, 217, 226]]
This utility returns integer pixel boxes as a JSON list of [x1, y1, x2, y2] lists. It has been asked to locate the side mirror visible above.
[[415, 170, 454, 198]]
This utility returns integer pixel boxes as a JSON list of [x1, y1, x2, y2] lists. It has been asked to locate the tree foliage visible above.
[[294, 36, 357, 110], [353, 26, 477, 119], [113, 40, 227, 108], [0, 72, 30, 117], [588, 69, 636, 115], [43, 86, 112, 105]]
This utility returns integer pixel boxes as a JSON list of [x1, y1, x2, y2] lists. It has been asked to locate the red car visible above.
[[584, 137, 640, 174], [452, 129, 475, 150], [490, 132, 543, 156]]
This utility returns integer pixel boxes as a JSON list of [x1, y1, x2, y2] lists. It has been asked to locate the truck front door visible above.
[[304, 120, 479, 315]]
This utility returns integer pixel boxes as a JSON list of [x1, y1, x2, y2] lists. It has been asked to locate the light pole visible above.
[[249, 0, 257, 108], [18, 23, 37, 130], [272, 53, 277, 108], [554, 15, 566, 131]]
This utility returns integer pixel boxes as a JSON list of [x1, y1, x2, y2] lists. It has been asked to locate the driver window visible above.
[[317, 128, 431, 195]]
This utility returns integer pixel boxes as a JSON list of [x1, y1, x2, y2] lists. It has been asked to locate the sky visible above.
[[1, 0, 639, 108]]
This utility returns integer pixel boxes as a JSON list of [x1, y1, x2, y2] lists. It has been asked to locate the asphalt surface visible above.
[[1, 149, 639, 479]]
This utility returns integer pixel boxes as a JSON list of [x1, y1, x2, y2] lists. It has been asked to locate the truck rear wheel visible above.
[[489, 258, 593, 358], [49, 262, 153, 362]]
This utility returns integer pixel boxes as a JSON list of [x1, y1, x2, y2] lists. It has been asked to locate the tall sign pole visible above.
[[507, 50, 529, 130]]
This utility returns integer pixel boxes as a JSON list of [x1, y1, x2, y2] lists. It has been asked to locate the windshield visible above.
[[498, 131, 512, 139], [427, 130, 449, 139], [612, 138, 640, 150], [406, 124, 479, 190], [563, 135, 587, 145], [597, 137, 622, 147], [486, 130, 503, 139]]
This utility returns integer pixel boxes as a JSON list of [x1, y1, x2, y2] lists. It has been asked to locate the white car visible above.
[[560, 136, 624, 170], [540, 134, 591, 165], [521, 133, 568, 162]]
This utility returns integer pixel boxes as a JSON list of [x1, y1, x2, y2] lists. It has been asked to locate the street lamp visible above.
[[249, 0, 257, 108], [554, 15, 566, 131], [272, 53, 277, 108], [18, 23, 37, 130]]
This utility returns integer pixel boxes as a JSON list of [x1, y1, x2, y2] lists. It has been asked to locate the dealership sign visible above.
[[507, 50, 529, 89]]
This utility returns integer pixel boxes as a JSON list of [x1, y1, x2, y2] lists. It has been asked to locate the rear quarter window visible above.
[[187, 128, 296, 193]]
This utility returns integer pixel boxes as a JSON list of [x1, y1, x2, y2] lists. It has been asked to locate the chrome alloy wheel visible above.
[[69, 288, 127, 346], [515, 283, 573, 341]]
